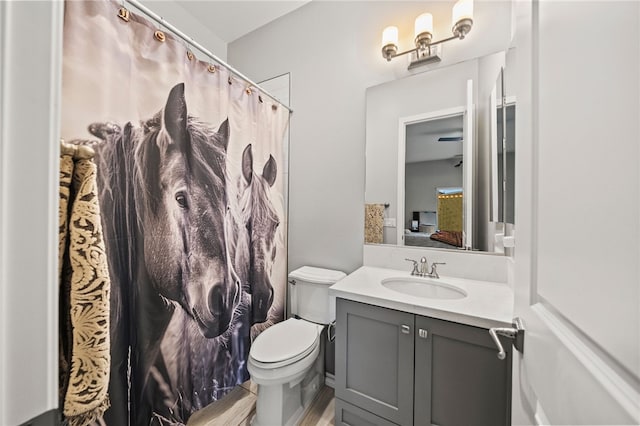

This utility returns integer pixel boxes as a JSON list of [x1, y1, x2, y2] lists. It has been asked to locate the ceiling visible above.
[[405, 115, 464, 164], [177, 1, 311, 43]]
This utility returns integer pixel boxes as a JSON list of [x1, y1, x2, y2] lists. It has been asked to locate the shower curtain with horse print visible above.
[[60, 1, 290, 424]]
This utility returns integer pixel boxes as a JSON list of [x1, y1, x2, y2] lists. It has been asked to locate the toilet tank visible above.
[[288, 266, 346, 324]]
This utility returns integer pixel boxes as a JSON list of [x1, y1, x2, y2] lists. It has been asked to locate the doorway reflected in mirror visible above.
[[404, 115, 466, 250]]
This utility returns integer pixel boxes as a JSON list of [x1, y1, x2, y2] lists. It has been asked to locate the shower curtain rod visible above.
[[124, 0, 293, 114]]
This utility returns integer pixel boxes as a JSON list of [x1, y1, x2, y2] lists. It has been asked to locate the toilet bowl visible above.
[[248, 266, 346, 426], [248, 318, 323, 426]]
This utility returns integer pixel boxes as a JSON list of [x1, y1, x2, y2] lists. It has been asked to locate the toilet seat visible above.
[[250, 318, 321, 369]]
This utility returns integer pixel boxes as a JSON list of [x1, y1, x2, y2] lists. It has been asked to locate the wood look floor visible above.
[[187, 382, 335, 426]]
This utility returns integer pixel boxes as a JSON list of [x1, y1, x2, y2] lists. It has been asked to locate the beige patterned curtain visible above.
[[59, 143, 111, 426], [437, 192, 463, 232]]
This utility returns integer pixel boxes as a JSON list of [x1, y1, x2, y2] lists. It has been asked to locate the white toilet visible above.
[[248, 266, 346, 426]]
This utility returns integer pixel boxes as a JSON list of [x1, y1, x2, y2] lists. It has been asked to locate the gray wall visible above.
[[229, 1, 512, 274], [405, 160, 463, 230]]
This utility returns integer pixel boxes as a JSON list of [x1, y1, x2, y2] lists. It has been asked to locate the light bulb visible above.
[[414, 13, 433, 38], [381, 26, 399, 47], [452, 0, 473, 26]]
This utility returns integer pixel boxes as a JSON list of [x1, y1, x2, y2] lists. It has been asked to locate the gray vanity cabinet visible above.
[[413, 315, 512, 426], [335, 298, 512, 426], [335, 298, 415, 425]]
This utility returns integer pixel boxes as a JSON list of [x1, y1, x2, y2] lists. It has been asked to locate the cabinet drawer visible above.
[[335, 398, 398, 426]]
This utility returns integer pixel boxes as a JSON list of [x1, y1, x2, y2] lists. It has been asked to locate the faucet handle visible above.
[[404, 258, 419, 275], [429, 262, 446, 279]]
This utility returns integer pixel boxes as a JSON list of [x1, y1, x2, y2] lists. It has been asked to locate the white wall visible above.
[[140, 0, 227, 61], [228, 1, 512, 274]]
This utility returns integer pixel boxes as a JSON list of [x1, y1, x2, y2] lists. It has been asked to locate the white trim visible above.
[[396, 106, 466, 246], [532, 304, 640, 423], [46, 0, 64, 408], [463, 79, 474, 249], [0, 1, 7, 422], [324, 372, 335, 389], [0, 2, 63, 422]]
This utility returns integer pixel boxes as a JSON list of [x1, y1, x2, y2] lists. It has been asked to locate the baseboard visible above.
[[324, 372, 335, 388]]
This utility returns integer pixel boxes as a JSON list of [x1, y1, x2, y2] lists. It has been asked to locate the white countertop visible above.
[[329, 266, 514, 329]]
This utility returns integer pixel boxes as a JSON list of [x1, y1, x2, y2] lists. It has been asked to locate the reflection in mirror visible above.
[[490, 62, 516, 226], [404, 114, 466, 249], [498, 102, 515, 224]]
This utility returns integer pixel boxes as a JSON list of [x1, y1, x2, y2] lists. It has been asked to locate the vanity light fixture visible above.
[[381, 0, 473, 69]]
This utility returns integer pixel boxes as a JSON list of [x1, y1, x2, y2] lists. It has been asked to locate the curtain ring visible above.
[[117, 7, 130, 22], [155, 17, 166, 42], [154, 30, 166, 42], [208, 64, 216, 73], [228, 76, 233, 85], [258, 95, 264, 104], [183, 39, 193, 61], [245, 87, 252, 95]]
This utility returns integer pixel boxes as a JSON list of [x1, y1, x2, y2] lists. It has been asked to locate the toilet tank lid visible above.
[[289, 266, 346, 285]]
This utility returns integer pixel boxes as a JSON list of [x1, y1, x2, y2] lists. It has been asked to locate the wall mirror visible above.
[[365, 48, 514, 253]]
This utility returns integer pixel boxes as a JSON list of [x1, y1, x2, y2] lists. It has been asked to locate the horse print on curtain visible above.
[[60, 1, 289, 424]]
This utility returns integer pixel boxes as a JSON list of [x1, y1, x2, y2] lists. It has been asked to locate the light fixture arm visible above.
[[382, 33, 463, 62]]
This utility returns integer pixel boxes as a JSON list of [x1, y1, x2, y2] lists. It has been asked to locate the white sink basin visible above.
[[381, 277, 467, 300]]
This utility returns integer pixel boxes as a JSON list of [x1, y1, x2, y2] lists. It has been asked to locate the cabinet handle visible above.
[[418, 328, 428, 339], [401, 324, 410, 334]]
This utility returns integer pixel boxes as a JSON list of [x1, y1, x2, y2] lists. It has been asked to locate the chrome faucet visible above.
[[419, 257, 429, 276], [405, 256, 446, 278], [405, 258, 446, 278]]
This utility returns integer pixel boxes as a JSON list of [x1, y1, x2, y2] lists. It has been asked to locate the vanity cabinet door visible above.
[[414, 315, 512, 426], [336, 299, 414, 426]]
